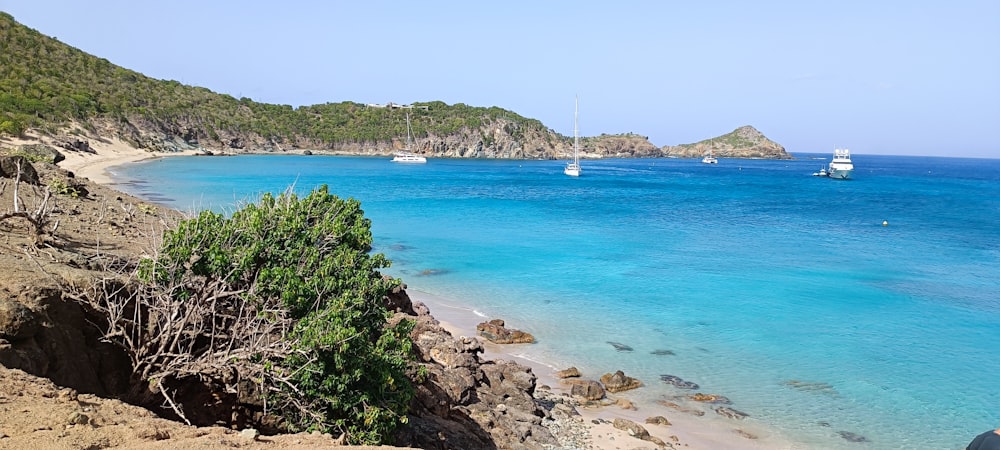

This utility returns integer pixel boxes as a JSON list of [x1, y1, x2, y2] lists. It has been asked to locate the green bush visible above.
[[152, 185, 414, 444]]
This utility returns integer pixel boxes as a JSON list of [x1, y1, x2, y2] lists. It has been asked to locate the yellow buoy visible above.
[[882, 220, 889, 227]]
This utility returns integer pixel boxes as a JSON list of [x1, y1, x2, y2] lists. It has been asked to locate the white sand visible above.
[[1, 131, 197, 184]]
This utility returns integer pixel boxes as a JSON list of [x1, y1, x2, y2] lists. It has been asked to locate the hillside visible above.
[[0, 12, 655, 160], [0, 12, 791, 161]]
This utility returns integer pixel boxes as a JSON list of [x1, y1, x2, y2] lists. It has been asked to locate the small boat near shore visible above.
[[701, 152, 718, 164], [391, 113, 427, 164], [564, 97, 581, 177]]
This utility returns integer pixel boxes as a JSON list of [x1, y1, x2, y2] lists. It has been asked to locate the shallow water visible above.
[[113, 153, 1000, 449]]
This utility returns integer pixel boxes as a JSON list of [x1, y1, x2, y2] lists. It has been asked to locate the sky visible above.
[[2, 1, 998, 158]]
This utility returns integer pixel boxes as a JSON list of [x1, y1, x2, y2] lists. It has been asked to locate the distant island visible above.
[[0, 12, 790, 161]]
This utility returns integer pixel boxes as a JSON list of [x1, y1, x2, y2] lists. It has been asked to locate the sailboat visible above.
[[564, 97, 581, 177], [391, 113, 427, 163]]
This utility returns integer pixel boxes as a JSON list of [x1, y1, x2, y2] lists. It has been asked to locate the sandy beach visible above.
[[3, 134, 795, 449], [1, 131, 199, 184]]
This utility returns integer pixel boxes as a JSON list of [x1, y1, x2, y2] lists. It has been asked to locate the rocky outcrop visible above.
[[391, 289, 558, 449], [662, 125, 792, 159], [476, 319, 536, 344]]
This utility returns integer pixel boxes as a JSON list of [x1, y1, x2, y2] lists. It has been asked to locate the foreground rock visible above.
[[389, 290, 557, 449]]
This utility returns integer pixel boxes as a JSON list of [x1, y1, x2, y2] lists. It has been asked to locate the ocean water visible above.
[[112, 153, 1000, 449]]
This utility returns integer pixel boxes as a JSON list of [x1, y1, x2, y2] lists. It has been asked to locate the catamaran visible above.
[[391, 113, 427, 163], [564, 98, 581, 177]]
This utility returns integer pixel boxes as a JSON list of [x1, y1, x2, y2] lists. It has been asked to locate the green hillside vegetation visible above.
[[0, 12, 549, 146]]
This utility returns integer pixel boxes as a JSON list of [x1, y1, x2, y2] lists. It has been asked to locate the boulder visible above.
[[600, 370, 642, 393], [12, 144, 65, 164], [555, 366, 581, 378], [567, 379, 605, 401], [476, 318, 535, 344], [645, 415, 672, 426], [0, 156, 40, 184], [56, 138, 94, 154]]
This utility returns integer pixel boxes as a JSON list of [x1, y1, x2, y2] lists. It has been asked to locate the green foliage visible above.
[[46, 178, 81, 197], [152, 185, 414, 444], [0, 13, 556, 148]]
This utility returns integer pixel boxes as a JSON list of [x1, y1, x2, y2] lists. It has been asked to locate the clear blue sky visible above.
[[2, 1, 998, 157]]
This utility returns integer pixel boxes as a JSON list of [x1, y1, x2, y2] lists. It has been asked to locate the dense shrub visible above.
[[144, 185, 414, 444]]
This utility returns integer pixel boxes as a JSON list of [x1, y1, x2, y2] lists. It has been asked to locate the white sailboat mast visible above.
[[573, 96, 579, 164]]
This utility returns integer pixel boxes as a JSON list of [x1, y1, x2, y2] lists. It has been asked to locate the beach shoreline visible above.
[[4, 134, 794, 449], [407, 289, 791, 450]]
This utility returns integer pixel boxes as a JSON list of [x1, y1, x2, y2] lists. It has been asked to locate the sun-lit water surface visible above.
[[112, 153, 1000, 449]]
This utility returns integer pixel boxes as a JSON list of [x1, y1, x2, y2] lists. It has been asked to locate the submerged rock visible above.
[[838, 431, 869, 442], [657, 400, 705, 416], [660, 374, 699, 390], [715, 406, 749, 420], [607, 341, 633, 352], [688, 393, 732, 404]]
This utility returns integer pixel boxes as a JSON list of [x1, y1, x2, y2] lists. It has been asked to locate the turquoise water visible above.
[[112, 154, 1000, 449]]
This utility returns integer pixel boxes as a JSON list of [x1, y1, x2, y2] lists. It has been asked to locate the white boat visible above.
[[826, 148, 853, 179], [701, 152, 718, 164], [812, 167, 828, 176], [564, 97, 581, 177], [391, 113, 427, 163]]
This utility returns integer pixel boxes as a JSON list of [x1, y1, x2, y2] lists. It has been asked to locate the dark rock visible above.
[[0, 156, 41, 184], [715, 406, 749, 420], [397, 303, 558, 450], [650, 349, 675, 356], [645, 415, 671, 426], [567, 379, 605, 400], [838, 431, 869, 442], [14, 144, 66, 164], [0, 299, 41, 339], [660, 374, 699, 390], [57, 138, 94, 154], [607, 341, 633, 352]]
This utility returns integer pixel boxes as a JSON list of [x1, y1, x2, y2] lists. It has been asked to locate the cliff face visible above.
[[104, 113, 664, 161], [662, 125, 792, 159]]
